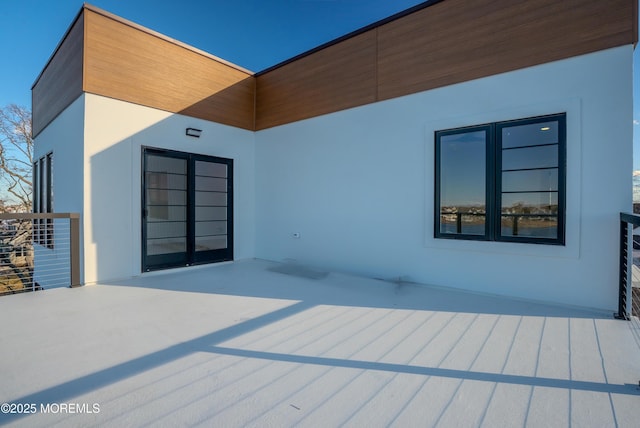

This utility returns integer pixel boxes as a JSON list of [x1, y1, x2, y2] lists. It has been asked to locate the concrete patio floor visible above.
[[1, 259, 639, 427]]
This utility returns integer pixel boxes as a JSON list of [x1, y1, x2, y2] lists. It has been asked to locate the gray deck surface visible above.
[[1, 259, 639, 427]]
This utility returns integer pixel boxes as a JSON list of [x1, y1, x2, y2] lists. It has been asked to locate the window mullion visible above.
[[487, 124, 499, 241]]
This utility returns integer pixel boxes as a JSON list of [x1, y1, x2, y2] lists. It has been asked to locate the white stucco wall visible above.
[[254, 46, 633, 310], [32, 45, 633, 308], [33, 94, 85, 287], [82, 94, 255, 284]]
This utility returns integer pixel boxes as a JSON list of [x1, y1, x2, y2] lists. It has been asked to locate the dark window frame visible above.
[[32, 161, 39, 214], [32, 152, 54, 248], [45, 153, 53, 248], [434, 123, 495, 242], [434, 113, 566, 245]]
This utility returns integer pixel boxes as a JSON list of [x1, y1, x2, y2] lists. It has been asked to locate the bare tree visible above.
[[0, 104, 32, 211]]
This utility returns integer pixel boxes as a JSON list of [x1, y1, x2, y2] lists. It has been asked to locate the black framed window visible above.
[[435, 113, 566, 245], [33, 152, 53, 248]]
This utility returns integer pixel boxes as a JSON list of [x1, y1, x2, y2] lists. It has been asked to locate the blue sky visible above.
[[0, 0, 426, 106], [1, 0, 639, 168]]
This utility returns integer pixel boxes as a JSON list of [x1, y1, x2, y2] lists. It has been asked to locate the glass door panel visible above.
[[143, 152, 188, 269], [193, 159, 232, 262]]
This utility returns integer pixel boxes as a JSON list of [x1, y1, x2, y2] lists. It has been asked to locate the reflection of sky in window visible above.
[[502, 121, 558, 148], [440, 130, 486, 207]]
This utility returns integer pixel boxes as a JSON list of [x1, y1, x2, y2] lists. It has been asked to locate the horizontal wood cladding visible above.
[[256, 0, 636, 129], [33, 0, 637, 134], [32, 13, 84, 137], [255, 31, 377, 130], [377, 0, 637, 101], [83, 9, 255, 130]]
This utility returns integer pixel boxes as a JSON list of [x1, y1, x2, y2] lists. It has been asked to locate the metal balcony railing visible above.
[[616, 212, 640, 321], [0, 213, 80, 296]]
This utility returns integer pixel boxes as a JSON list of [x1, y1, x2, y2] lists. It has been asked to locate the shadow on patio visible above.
[[1, 259, 639, 427], [107, 258, 615, 318]]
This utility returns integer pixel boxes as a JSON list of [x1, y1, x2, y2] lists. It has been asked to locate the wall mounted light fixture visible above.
[[186, 128, 202, 138]]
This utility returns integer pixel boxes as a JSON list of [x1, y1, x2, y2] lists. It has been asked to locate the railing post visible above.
[[456, 213, 462, 234], [69, 215, 81, 288], [512, 215, 519, 236]]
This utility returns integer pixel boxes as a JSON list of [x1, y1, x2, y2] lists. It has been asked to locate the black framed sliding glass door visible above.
[[142, 148, 233, 271]]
